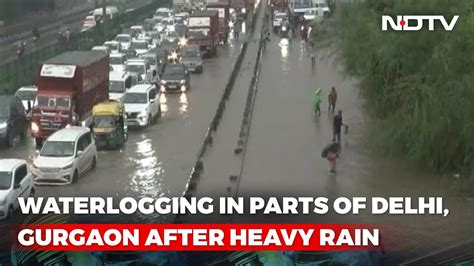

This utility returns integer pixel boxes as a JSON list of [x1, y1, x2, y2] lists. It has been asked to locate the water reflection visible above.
[[279, 38, 290, 73], [160, 93, 169, 114], [179, 93, 188, 116]]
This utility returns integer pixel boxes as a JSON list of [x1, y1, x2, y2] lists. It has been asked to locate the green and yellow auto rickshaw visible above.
[[92, 100, 128, 150]]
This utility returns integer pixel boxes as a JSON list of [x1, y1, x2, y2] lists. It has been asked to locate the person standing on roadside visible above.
[[312, 88, 322, 115], [328, 86, 337, 112], [333, 110, 343, 143]]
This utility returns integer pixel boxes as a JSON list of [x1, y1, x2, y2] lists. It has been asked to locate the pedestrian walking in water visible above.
[[333, 110, 343, 143], [328, 86, 337, 112], [312, 88, 322, 115], [234, 22, 240, 40], [310, 43, 316, 68], [322, 142, 339, 173]]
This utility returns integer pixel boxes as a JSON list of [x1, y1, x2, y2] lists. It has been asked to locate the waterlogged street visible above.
[[0, 37, 244, 224], [0, 0, 473, 264]]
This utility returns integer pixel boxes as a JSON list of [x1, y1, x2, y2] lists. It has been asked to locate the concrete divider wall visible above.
[[175, 3, 262, 223]]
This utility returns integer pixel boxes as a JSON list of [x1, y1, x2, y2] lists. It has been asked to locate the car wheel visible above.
[[29, 187, 35, 197], [91, 156, 97, 170], [72, 170, 79, 184], [7, 206, 13, 220]]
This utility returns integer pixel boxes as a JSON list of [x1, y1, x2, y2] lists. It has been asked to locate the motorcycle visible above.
[[300, 24, 308, 41], [280, 23, 290, 38], [15, 43, 26, 58]]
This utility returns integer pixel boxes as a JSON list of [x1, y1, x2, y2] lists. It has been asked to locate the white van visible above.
[[93, 6, 120, 21], [0, 159, 34, 220], [32, 127, 97, 185], [109, 71, 135, 101]]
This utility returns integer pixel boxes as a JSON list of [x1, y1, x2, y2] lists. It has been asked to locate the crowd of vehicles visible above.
[[1, 1, 248, 215]]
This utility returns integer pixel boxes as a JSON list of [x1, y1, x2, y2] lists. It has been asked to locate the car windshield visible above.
[[94, 115, 116, 127], [318, 2, 328, 7], [109, 80, 126, 93], [116, 36, 130, 43], [16, 90, 36, 101], [126, 64, 145, 74], [123, 93, 147, 104], [0, 172, 12, 190], [156, 11, 169, 17], [184, 49, 200, 57], [40, 141, 75, 157], [164, 65, 184, 75], [36, 96, 70, 108], [131, 41, 148, 50], [110, 56, 125, 65]]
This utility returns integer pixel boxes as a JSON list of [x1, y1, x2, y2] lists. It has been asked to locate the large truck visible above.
[[30, 51, 109, 146], [206, 0, 230, 44], [230, 0, 250, 20], [187, 10, 219, 56]]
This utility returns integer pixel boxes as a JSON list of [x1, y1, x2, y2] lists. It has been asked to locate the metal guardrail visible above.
[[0, 0, 169, 95], [175, 4, 262, 224]]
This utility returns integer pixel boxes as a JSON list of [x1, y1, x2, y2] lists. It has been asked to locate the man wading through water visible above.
[[333, 110, 343, 143]]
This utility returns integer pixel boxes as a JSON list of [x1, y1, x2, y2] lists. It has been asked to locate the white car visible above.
[[14, 85, 37, 113], [91, 45, 111, 54], [303, 8, 324, 22], [273, 12, 287, 30], [109, 71, 135, 101], [109, 53, 127, 72], [32, 127, 97, 185], [116, 34, 132, 50], [154, 7, 173, 20], [103, 40, 122, 54], [0, 159, 34, 220], [130, 25, 146, 38], [161, 17, 176, 32], [123, 84, 161, 127], [125, 58, 151, 82], [130, 39, 150, 55], [315, 0, 331, 16]]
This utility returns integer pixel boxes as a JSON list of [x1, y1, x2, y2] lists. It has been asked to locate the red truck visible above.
[[206, 0, 230, 44], [31, 51, 109, 146], [187, 10, 219, 57]]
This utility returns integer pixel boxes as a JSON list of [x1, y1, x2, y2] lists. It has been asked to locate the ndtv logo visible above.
[[382, 15, 459, 31]]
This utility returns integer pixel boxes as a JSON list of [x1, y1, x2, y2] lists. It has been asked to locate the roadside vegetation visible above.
[[315, 0, 474, 188]]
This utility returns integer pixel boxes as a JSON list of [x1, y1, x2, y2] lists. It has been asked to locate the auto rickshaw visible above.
[[91, 100, 128, 150]]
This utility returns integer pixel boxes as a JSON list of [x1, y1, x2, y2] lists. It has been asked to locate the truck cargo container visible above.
[[31, 51, 109, 147], [187, 10, 219, 56], [206, 0, 230, 44]]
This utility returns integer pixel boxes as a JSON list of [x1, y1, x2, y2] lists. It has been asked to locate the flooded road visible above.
[[0, 39, 243, 223], [235, 35, 474, 262]]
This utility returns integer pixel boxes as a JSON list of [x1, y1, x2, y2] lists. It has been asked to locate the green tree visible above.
[[325, 0, 474, 181]]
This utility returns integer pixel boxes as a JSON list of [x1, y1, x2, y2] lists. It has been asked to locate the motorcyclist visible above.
[[15, 41, 26, 57]]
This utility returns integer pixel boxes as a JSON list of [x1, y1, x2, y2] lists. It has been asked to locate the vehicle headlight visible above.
[[180, 79, 186, 84], [0, 122, 6, 129], [241, 8, 246, 14], [31, 122, 39, 133], [0, 198, 6, 206], [61, 163, 73, 170], [160, 80, 166, 84]]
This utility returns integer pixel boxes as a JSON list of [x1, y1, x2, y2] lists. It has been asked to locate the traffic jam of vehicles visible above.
[[0, 0, 258, 220]]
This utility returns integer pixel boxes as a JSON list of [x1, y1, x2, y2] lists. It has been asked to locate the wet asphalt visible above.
[[0, 3, 473, 263]]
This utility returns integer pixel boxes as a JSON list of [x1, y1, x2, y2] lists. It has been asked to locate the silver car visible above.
[[181, 45, 203, 73]]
